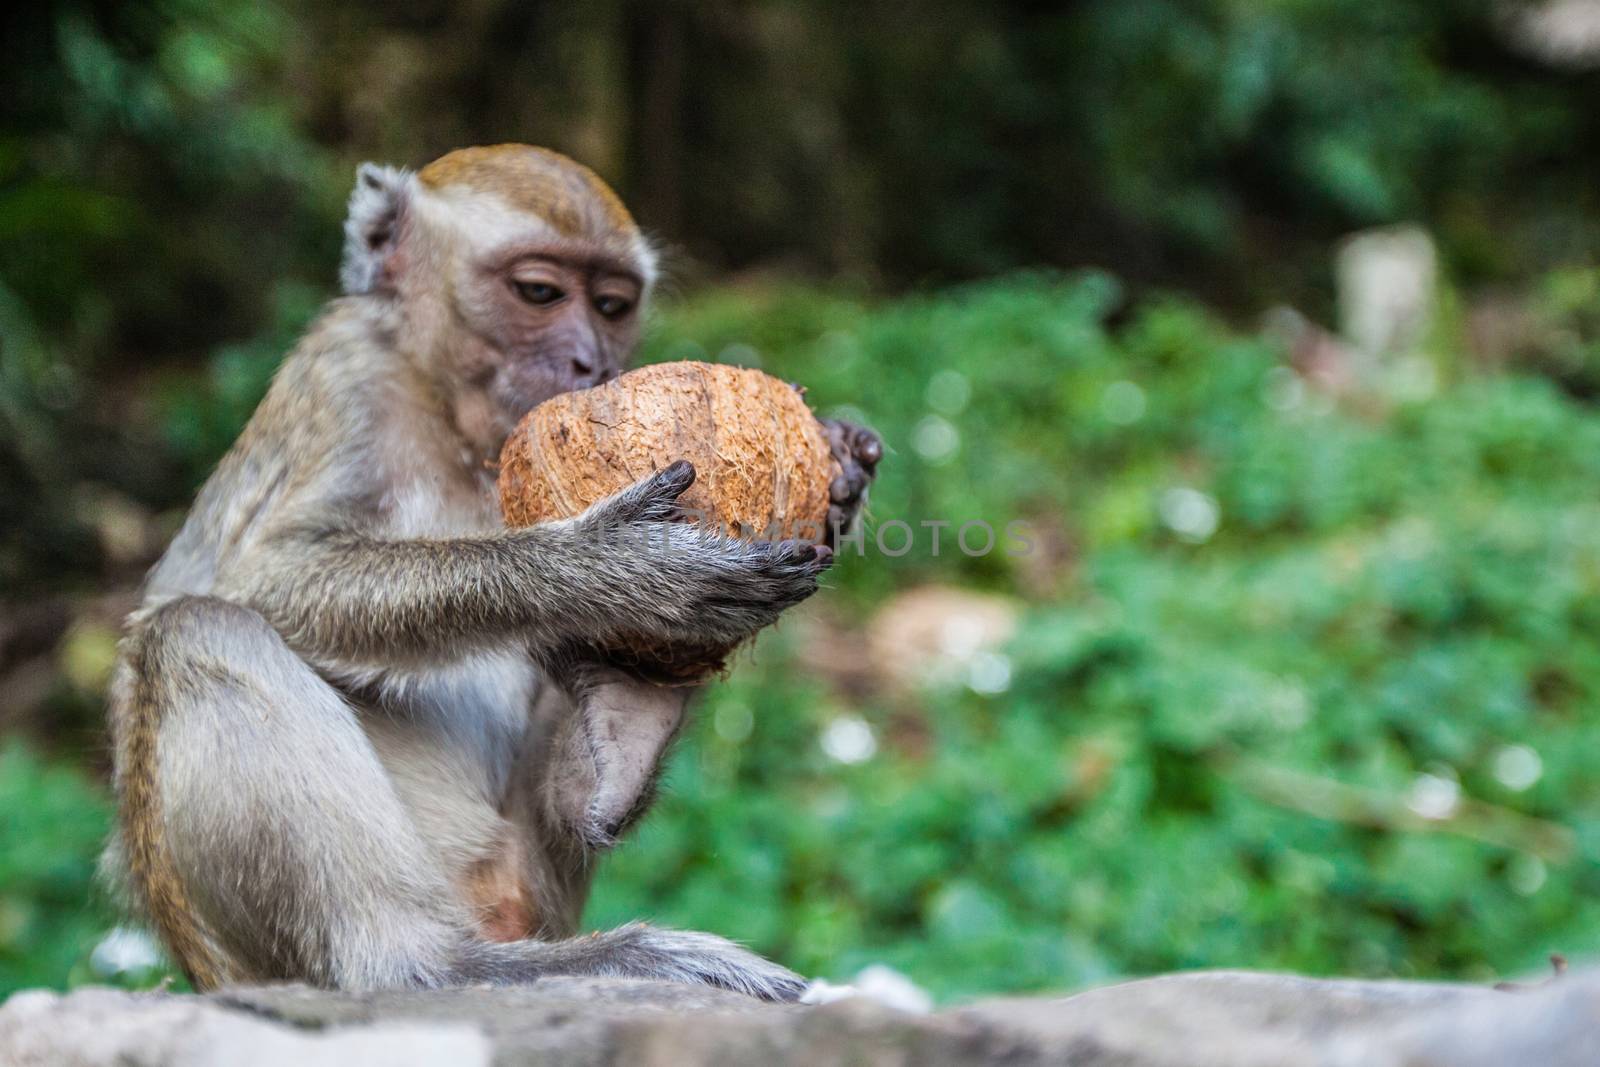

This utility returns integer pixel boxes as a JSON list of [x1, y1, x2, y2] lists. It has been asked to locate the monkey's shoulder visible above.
[[148, 300, 488, 601], [254, 302, 411, 439]]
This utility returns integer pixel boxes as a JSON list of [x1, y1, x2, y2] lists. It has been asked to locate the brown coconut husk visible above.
[[498, 361, 840, 681]]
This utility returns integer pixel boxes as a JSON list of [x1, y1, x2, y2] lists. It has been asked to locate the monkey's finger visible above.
[[826, 503, 854, 539], [647, 459, 697, 501], [714, 541, 828, 603], [595, 460, 698, 524], [648, 459, 699, 520], [766, 538, 834, 572], [818, 417, 847, 453], [851, 426, 884, 470], [821, 419, 883, 477], [829, 465, 870, 506]]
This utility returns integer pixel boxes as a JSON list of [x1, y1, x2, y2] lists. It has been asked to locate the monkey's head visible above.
[[341, 144, 655, 451]]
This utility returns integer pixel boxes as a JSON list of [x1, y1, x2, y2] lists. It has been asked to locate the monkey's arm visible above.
[[224, 461, 832, 670]]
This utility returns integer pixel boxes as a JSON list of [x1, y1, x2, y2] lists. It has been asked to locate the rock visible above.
[[2, 968, 1595, 1067], [0, 985, 489, 1067], [865, 585, 1020, 696], [1335, 226, 1437, 363], [1511, 0, 1600, 69]]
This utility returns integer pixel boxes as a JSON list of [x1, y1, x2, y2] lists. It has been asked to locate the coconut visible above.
[[496, 361, 841, 683], [498, 361, 837, 542]]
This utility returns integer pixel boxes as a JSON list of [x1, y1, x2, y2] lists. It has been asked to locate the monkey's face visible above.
[[471, 242, 642, 413], [388, 147, 656, 452], [419, 235, 644, 455], [400, 244, 638, 455]]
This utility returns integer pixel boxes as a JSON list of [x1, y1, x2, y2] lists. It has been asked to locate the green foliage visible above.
[[154, 280, 324, 485], [1520, 268, 1600, 399], [1, 0, 345, 590], [0, 744, 116, 993], [686, 0, 1600, 296], [7, 276, 1600, 1000], [5, 0, 1600, 589], [589, 276, 1600, 998]]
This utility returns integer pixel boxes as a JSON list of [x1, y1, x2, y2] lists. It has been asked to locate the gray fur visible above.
[[541, 664, 693, 850], [130, 596, 462, 987], [453, 923, 806, 1000], [340, 164, 412, 295], [104, 160, 870, 1002]]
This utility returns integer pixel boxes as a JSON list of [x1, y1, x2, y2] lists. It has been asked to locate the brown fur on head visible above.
[[418, 145, 640, 246], [341, 144, 657, 459]]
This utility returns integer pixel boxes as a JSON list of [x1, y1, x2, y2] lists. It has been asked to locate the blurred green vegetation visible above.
[[9, 275, 1600, 997], [5, 0, 1600, 592], [609, 277, 1600, 996], [4, 0, 1600, 1004], [0, 745, 115, 991]]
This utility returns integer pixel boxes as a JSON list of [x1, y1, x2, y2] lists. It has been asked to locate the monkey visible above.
[[102, 144, 882, 1000]]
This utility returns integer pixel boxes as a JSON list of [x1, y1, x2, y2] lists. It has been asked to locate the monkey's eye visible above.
[[593, 294, 634, 320], [513, 281, 566, 306]]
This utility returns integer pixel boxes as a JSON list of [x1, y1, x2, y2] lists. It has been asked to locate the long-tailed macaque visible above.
[[104, 145, 881, 1000]]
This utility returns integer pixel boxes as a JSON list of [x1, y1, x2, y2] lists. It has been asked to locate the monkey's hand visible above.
[[818, 417, 883, 545], [572, 460, 834, 649]]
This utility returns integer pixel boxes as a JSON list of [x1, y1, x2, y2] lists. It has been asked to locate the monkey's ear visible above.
[[340, 163, 413, 295]]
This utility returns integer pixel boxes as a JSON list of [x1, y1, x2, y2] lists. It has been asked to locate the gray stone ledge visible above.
[[1, 968, 1595, 1066]]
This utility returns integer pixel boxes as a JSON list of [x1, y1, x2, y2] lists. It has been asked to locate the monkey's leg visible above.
[[122, 596, 467, 989], [542, 663, 696, 850], [124, 597, 804, 999]]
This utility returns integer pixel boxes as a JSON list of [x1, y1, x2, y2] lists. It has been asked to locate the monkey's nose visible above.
[[571, 355, 610, 388]]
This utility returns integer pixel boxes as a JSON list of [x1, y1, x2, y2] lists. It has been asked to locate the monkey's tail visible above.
[[116, 654, 228, 992]]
